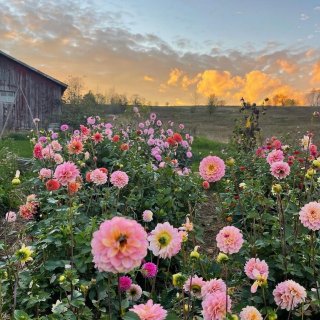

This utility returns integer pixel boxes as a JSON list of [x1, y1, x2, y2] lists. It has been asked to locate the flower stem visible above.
[[311, 231, 320, 300]]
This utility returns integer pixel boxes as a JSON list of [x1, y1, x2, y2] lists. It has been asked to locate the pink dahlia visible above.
[[202, 291, 232, 320], [216, 226, 244, 254], [148, 222, 182, 259], [130, 299, 167, 320], [119, 276, 132, 291], [299, 201, 320, 231], [127, 284, 143, 301], [33, 143, 43, 159], [39, 168, 52, 179], [239, 306, 262, 320], [199, 156, 225, 183], [244, 258, 269, 280], [54, 162, 80, 186], [19, 204, 35, 220], [91, 217, 148, 273], [267, 149, 284, 165], [90, 168, 108, 185], [5, 211, 17, 222], [273, 280, 306, 311], [201, 279, 226, 299], [183, 275, 206, 298], [110, 170, 129, 189], [270, 161, 290, 180], [143, 210, 153, 222], [141, 262, 158, 278]]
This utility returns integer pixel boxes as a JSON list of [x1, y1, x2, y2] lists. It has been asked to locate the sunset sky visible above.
[[1, 0, 320, 105]]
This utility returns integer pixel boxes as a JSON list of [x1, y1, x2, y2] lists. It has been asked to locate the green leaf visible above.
[[14, 310, 32, 320], [166, 312, 180, 319], [43, 260, 68, 271], [123, 311, 140, 320]]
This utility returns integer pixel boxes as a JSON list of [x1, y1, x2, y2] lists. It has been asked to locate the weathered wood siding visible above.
[[0, 54, 64, 131]]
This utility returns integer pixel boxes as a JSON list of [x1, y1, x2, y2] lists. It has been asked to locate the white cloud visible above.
[[300, 13, 310, 21]]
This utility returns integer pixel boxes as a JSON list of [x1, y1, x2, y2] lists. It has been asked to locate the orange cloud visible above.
[[276, 59, 298, 74], [181, 74, 201, 90], [195, 69, 305, 105], [311, 61, 320, 84], [167, 68, 183, 86], [143, 75, 155, 82], [196, 70, 243, 99]]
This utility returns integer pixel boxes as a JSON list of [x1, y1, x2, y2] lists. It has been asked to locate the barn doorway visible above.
[[0, 90, 16, 133]]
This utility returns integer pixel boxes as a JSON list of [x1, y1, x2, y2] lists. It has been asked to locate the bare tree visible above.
[[63, 76, 84, 105], [307, 89, 320, 106]]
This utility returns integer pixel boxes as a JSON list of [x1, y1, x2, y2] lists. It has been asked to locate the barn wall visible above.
[[0, 55, 64, 131]]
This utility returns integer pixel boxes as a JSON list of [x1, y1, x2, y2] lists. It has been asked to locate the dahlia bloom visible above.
[[199, 156, 225, 183], [148, 222, 182, 259], [39, 168, 52, 179], [90, 168, 108, 185], [5, 211, 17, 222], [143, 210, 153, 222], [183, 275, 206, 298], [67, 139, 83, 155], [266, 149, 284, 165], [33, 143, 43, 159], [130, 299, 167, 320], [239, 306, 262, 320], [54, 162, 80, 186], [244, 258, 269, 280], [201, 278, 226, 299], [110, 171, 129, 188], [202, 181, 210, 189], [216, 226, 244, 254], [127, 284, 143, 301], [119, 276, 132, 291], [54, 154, 63, 164], [51, 140, 62, 152], [141, 262, 158, 278], [92, 132, 103, 143], [87, 116, 96, 125], [270, 161, 290, 180], [299, 201, 320, 231], [202, 291, 232, 320], [273, 280, 306, 310], [46, 179, 61, 191], [60, 124, 69, 131], [91, 217, 148, 273]]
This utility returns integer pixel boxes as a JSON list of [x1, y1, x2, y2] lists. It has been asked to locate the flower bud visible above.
[[190, 246, 200, 260], [272, 184, 282, 194], [216, 252, 229, 263], [172, 273, 186, 288], [307, 168, 316, 176], [11, 177, 21, 186], [313, 159, 320, 168], [58, 275, 66, 283], [226, 157, 235, 166]]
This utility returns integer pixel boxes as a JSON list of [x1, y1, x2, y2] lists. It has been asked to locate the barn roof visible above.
[[0, 50, 68, 91]]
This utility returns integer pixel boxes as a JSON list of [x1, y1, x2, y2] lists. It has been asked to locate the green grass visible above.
[[191, 136, 228, 170], [0, 139, 32, 158]]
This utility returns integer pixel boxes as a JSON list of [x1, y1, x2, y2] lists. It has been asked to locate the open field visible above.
[[140, 106, 320, 143]]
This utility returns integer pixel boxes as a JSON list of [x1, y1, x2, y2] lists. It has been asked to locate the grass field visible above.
[[2, 105, 320, 159], [0, 135, 32, 158], [142, 105, 320, 143]]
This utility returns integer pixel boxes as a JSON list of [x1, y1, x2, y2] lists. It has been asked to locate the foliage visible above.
[[0, 112, 205, 319], [2, 108, 320, 319]]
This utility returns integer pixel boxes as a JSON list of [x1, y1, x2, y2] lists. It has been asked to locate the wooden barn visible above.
[[0, 50, 67, 135]]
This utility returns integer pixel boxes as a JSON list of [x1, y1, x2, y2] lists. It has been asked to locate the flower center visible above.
[[207, 164, 216, 173], [157, 232, 172, 248], [117, 234, 127, 247], [191, 284, 201, 293]]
